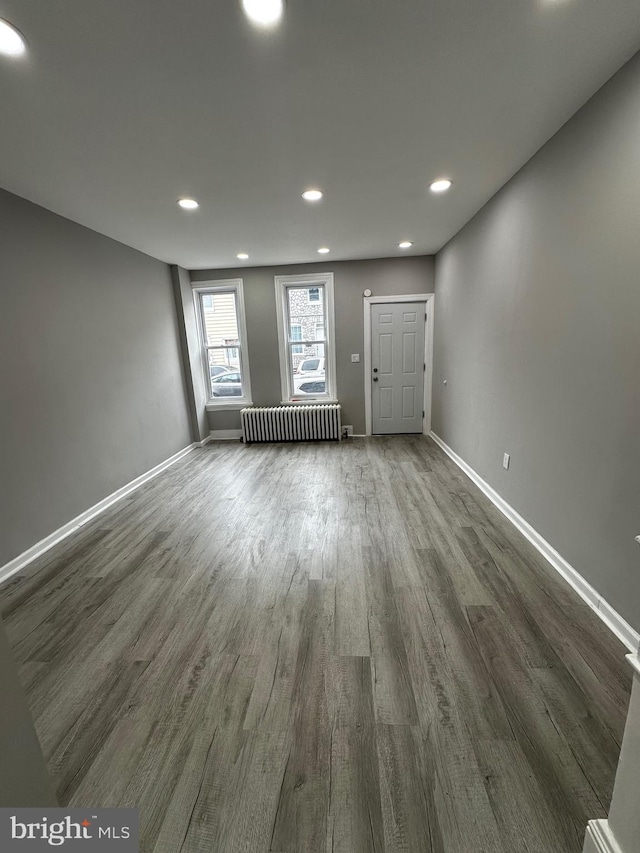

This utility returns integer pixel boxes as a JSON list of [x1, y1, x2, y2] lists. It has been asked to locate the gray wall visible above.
[[433, 52, 640, 632], [191, 256, 434, 435], [0, 189, 192, 568]]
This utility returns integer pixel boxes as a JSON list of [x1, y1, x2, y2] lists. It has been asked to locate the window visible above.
[[274, 273, 336, 402], [193, 280, 252, 406]]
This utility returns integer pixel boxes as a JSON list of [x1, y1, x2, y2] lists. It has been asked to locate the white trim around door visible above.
[[364, 293, 435, 437]]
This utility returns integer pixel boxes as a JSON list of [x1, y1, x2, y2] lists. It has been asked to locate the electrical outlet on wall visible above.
[[503, 453, 510, 470], [343, 425, 353, 438]]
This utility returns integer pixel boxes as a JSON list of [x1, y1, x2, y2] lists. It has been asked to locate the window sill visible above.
[[206, 400, 253, 412], [282, 399, 339, 406]]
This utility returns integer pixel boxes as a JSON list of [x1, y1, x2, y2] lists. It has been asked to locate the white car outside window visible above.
[[294, 357, 325, 376]]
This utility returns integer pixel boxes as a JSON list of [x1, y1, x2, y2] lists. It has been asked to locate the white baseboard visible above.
[[583, 821, 623, 853], [193, 435, 212, 447], [209, 429, 243, 441], [429, 432, 640, 654], [0, 442, 198, 588]]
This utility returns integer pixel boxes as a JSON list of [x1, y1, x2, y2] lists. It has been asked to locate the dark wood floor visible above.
[[0, 436, 631, 852]]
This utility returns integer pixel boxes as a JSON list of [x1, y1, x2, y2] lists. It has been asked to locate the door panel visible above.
[[371, 302, 426, 434], [379, 333, 393, 374], [402, 332, 417, 373], [380, 387, 393, 420], [402, 385, 416, 418]]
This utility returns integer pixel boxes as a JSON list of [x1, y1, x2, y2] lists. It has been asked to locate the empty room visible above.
[[1, 2, 640, 852]]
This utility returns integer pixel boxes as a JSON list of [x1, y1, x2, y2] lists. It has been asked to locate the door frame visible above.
[[364, 293, 435, 437]]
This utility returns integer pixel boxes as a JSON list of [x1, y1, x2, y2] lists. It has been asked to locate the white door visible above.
[[371, 301, 426, 434]]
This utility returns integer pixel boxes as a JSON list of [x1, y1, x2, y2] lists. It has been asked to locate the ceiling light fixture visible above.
[[241, 0, 284, 27], [430, 179, 452, 194], [317, 247, 330, 254], [177, 198, 199, 210], [0, 18, 26, 57], [237, 253, 249, 260], [398, 241, 413, 249], [302, 189, 323, 202]]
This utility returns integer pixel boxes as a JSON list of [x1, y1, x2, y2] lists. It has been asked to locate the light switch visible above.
[[351, 353, 360, 363]]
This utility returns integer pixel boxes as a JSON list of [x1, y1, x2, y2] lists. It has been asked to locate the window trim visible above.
[[274, 272, 336, 403], [192, 279, 253, 409]]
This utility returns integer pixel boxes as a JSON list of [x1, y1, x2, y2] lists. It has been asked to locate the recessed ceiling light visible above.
[[177, 198, 199, 210], [398, 241, 413, 249], [430, 179, 452, 194], [237, 253, 249, 260], [317, 247, 330, 254], [241, 0, 284, 27], [302, 189, 323, 202], [0, 19, 26, 57]]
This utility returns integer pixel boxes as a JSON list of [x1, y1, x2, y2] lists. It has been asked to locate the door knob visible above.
[[373, 377, 379, 382]]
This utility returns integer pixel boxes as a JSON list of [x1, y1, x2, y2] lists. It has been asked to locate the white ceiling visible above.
[[1, 1, 639, 269]]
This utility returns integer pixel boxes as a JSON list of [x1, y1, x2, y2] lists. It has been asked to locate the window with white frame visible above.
[[274, 273, 336, 401], [194, 280, 252, 405]]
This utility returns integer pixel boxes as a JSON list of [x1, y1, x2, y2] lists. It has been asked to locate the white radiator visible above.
[[241, 405, 342, 443]]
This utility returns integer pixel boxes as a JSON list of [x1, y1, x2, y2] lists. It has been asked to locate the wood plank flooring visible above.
[[0, 436, 631, 852]]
